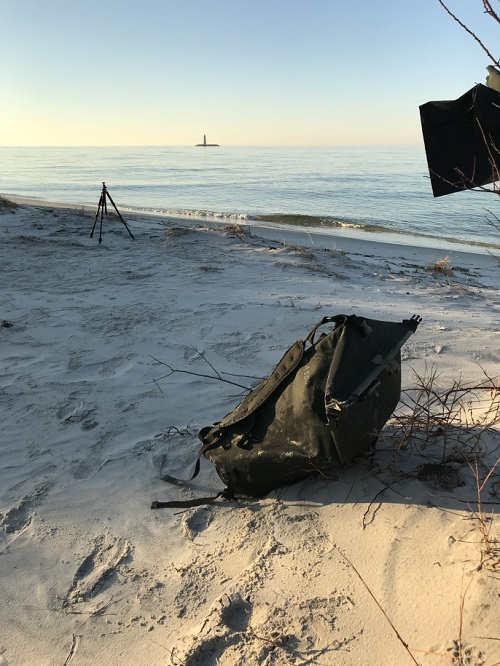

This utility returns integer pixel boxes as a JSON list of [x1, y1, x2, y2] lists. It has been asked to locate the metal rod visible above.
[[90, 193, 103, 238], [104, 188, 135, 239], [98, 190, 105, 243]]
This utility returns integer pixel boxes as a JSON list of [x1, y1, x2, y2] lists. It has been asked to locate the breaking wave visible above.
[[122, 207, 500, 252], [122, 205, 249, 222], [251, 213, 500, 251]]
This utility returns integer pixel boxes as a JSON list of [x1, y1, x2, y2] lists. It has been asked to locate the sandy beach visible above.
[[1, 198, 499, 665]]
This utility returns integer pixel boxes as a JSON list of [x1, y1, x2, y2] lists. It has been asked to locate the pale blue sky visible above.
[[1, 0, 498, 146]]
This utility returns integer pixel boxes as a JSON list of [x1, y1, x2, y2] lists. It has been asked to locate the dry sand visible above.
[[1, 199, 499, 665]]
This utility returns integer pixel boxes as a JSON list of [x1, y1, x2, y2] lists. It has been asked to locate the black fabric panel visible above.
[[419, 84, 500, 197]]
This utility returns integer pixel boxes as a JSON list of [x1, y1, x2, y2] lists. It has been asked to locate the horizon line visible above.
[[0, 143, 423, 149]]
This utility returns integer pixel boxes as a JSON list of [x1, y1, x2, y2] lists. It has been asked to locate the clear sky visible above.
[[1, 0, 499, 146]]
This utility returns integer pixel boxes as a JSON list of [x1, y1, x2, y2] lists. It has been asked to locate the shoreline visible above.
[[5, 192, 500, 259], [2, 143, 498, 256]]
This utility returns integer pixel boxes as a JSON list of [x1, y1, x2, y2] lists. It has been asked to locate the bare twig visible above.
[[458, 566, 475, 663], [410, 647, 455, 661], [387, 365, 500, 459], [468, 458, 500, 566], [323, 536, 420, 665], [483, 0, 500, 25], [428, 492, 500, 506], [437, 0, 500, 65], [63, 634, 78, 666], [148, 355, 252, 391], [362, 482, 399, 528], [473, 635, 500, 641]]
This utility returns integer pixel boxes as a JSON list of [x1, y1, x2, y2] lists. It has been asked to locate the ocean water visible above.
[[1, 145, 499, 251]]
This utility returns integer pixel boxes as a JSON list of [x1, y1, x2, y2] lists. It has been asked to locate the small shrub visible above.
[[223, 224, 249, 239], [427, 255, 453, 276], [388, 365, 500, 459], [0, 196, 19, 213]]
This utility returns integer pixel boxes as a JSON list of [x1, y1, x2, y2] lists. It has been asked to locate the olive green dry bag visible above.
[[151, 314, 420, 508]]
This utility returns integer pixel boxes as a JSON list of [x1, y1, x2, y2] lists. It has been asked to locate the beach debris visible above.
[[0, 195, 18, 212], [161, 226, 191, 238], [416, 463, 464, 490], [426, 256, 453, 276], [223, 223, 249, 238]]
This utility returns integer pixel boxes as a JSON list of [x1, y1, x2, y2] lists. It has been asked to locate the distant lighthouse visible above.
[[196, 134, 219, 147]]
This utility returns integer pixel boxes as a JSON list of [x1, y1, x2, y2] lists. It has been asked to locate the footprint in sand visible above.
[[57, 397, 96, 424], [218, 595, 252, 633], [64, 534, 132, 607], [176, 589, 358, 666], [177, 594, 254, 666], [181, 508, 214, 541], [0, 481, 53, 537], [114, 399, 137, 412]]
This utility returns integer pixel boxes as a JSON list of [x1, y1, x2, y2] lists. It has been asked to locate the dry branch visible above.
[[437, 0, 500, 65], [388, 366, 500, 460], [148, 349, 254, 392], [322, 536, 420, 665], [483, 0, 500, 25], [468, 458, 500, 566]]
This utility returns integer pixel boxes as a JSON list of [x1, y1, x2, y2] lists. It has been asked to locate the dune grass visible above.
[[0, 196, 19, 213]]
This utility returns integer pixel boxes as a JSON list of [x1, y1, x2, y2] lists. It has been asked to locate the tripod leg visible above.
[[98, 197, 105, 243], [105, 191, 135, 240], [90, 194, 103, 238]]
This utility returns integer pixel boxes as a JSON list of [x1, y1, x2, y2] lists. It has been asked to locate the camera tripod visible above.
[[90, 182, 135, 243]]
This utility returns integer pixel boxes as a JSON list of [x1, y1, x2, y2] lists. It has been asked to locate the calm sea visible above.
[[1, 145, 499, 251]]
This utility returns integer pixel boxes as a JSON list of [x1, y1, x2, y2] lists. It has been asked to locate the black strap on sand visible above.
[[151, 492, 224, 509], [158, 435, 215, 487], [151, 485, 235, 510], [150, 439, 236, 509]]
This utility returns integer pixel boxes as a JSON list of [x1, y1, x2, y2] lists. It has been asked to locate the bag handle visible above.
[[306, 315, 347, 345]]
